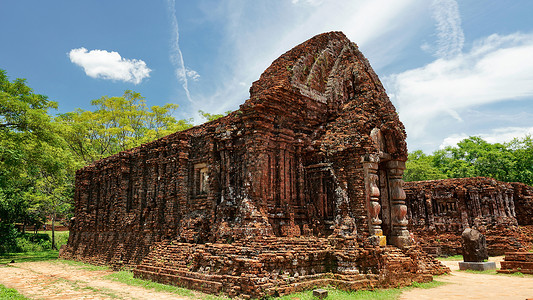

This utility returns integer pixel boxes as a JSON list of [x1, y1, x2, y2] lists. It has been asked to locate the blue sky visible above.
[[1, 0, 533, 153]]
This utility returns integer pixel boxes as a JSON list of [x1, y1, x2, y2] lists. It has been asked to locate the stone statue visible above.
[[461, 228, 488, 262]]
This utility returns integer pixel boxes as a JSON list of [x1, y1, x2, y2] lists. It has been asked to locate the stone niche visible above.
[[405, 177, 533, 256], [60, 32, 448, 298]]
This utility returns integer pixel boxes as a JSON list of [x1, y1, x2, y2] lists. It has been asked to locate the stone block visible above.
[[458, 261, 496, 271], [313, 288, 328, 299]]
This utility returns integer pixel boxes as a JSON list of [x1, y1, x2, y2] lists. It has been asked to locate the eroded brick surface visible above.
[[405, 177, 533, 256], [498, 252, 533, 274], [61, 32, 447, 298]]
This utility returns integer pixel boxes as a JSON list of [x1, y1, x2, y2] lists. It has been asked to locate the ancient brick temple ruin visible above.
[[60, 32, 448, 298], [405, 177, 533, 257]]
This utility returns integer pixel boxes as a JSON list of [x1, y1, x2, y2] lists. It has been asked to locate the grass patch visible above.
[[273, 281, 446, 300], [408, 280, 446, 289], [39, 230, 70, 249], [55, 259, 110, 271], [105, 271, 197, 298], [459, 269, 498, 275], [0, 283, 30, 300], [437, 255, 463, 261], [0, 250, 59, 265]]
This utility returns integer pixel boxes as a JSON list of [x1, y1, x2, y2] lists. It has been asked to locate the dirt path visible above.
[[0, 261, 199, 300], [400, 257, 533, 300]]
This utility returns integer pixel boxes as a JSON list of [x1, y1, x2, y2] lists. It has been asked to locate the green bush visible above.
[[0, 229, 65, 254], [0, 223, 19, 254], [15, 235, 52, 252], [53, 231, 69, 248]]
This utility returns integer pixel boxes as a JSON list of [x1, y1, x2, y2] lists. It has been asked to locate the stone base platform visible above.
[[133, 237, 448, 298], [458, 261, 496, 271]]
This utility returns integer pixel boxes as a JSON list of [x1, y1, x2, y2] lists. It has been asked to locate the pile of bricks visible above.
[[133, 237, 445, 298], [498, 252, 533, 275], [405, 177, 533, 256]]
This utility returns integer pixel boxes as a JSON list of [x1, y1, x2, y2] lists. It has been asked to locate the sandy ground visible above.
[[1, 258, 533, 299], [400, 256, 533, 300], [0, 261, 197, 300]]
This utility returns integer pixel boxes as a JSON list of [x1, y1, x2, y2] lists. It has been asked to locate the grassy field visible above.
[[0, 250, 59, 265], [0, 284, 30, 300]]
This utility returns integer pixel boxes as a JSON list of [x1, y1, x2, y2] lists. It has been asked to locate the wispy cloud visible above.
[[387, 32, 533, 141], [68, 48, 151, 84], [166, 0, 199, 102], [291, 0, 324, 6], [193, 0, 420, 115], [425, 0, 464, 58]]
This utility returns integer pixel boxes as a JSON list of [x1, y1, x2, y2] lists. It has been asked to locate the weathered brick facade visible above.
[[405, 177, 533, 256], [60, 32, 448, 298]]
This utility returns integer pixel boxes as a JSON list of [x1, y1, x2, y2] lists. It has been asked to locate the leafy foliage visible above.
[[57, 90, 193, 164], [404, 150, 447, 182], [406, 136, 533, 185], [0, 69, 76, 249], [198, 110, 232, 122], [1, 69, 194, 250]]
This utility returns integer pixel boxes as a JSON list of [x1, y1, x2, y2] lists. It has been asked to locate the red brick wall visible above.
[[58, 32, 444, 298], [405, 177, 533, 255]]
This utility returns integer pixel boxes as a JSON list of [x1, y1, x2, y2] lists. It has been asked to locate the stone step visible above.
[[500, 261, 533, 270], [133, 269, 223, 294], [503, 252, 533, 262]]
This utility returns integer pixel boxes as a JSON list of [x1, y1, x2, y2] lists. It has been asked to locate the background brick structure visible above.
[[405, 177, 533, 256], [60, 32, 448, 298]]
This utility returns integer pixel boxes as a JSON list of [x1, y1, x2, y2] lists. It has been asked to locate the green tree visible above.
[[507, 135, 533, 185], [57, 90, 193, 164], [434, 137, 514, 181], [198, 110, 232, 122], [404, 150, 447, 181], [0, 69, 77, 249]]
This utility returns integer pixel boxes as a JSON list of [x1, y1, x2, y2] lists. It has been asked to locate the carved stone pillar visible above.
[[363, 155, 386, 246], [387, 160, 411, 248]]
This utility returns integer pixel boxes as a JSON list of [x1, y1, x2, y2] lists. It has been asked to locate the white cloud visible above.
[[166, 0, 199, 102], [69, 48, 151, 84], [386, 32, 533, 140], [186, 68, 200, 81], [440, 127, 533, 149], [191, 0, 422, 116], [430, 0, 464, 58], [291, 0, 324, 6]]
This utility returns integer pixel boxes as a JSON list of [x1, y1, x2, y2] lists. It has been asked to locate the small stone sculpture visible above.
[[461, 228, 488, 262]]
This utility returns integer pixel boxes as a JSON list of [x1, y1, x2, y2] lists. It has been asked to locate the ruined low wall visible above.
[[405, 177, 533, 256], [133, 236, 448, 298]]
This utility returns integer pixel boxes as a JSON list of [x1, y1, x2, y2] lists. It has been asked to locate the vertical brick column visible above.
[[363, 155, 386, 246], [387, 160, 410, 248]]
